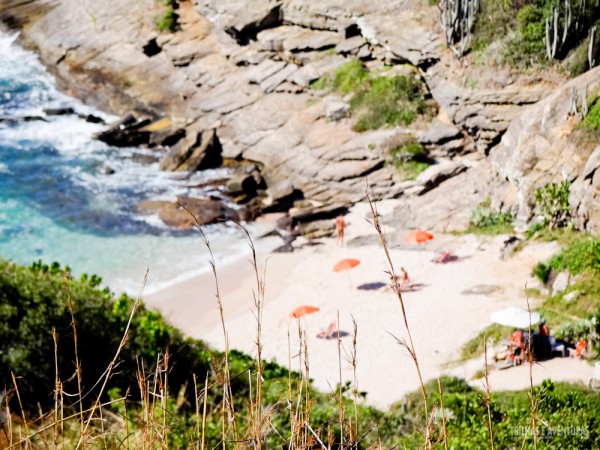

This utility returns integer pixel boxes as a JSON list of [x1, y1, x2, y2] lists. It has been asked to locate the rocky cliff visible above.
[[2, 0, 599, 232]]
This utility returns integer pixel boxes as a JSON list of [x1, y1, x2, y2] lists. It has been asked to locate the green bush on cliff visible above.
[[535, 180, 572, 227], [156, 0, 178, 33], [351, 74, 428, 131], [467, 198, 514, 234], [580, 96, 600, 131], [311, 59, 430, 131], [389, 140, 431, 180]]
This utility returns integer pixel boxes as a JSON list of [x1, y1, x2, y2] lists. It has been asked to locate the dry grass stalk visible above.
[[437, 378, 449, 450], [335, 312, 345, 450], [525, 297, 539, 450], [347, 317, 359, 445], [366, 190, 431, 448], [7, 397, 127, 449], [74, 270, 148, 450], [179, 203, 238, 444], [52, 327, 64, 447], [483, 339, 495, 450], [10, 373, 29, 446], [239, 224, 267, 449], [64, 273, 85, 442]]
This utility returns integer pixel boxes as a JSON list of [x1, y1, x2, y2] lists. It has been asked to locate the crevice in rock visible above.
[[225, 4, 283, 45], [56, 45, 79, 65], [142, 38, 162, 57], [344, 23, 361, 39], [483, 130, 505, 156]]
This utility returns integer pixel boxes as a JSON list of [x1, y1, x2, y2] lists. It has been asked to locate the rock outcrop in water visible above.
[[1, 0, 599, 231]]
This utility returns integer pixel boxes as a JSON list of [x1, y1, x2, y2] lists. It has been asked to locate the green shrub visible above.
[[468, 198, 514, 234], [555, 315, 599, 345], [532, 261, 552, 283], [545, 238, 600, 275], [389, 140, 431, 179], [580, 96, 600, 131], [310, 59, 368, 94], [0, 259, 217, 410], [351, 74, 428, 131], [535, 180, 571, 228], [156, 6, 177, 33], [311, 60, 430, 131], [460, 323, 514, 361]]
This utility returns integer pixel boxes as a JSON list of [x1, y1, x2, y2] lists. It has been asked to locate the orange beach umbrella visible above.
[[403, 230, 434, 245], [290, 305, 320, 318], [333, 258, 361, 272]]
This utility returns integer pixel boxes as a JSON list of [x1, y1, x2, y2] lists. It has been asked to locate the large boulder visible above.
[[136, 196, 241, 228], [94, 114, 152, 147], [160, 128, 223, 171]]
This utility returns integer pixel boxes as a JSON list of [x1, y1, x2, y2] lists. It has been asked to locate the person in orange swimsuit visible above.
[[335, 214, 346, 246]]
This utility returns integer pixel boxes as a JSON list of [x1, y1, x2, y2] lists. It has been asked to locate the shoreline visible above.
[[142, 201, 596, 409]]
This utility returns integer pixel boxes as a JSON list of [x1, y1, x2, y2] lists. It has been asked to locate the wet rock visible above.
[[81, 114, 105, 124], [94, 114, 152, 147], [44, 107, 75, 116], [101, 165, 115, 175]]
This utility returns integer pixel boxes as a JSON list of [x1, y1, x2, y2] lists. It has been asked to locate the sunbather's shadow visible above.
[[316, 330, 350, 340], [357, 281, 387, 290], [432, 255, 472, 264], [402, 283, 426, 292]]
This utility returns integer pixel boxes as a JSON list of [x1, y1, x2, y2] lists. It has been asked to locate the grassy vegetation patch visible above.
[[389, 140, 431, 180], [580, 96, 600, 131], [460, 323, 514, 361], [311, 59, 431, 131], [465, 198, 514, 235], [155, 0, 178, 33], [396, 378, 600, 448], [350, 75, 429, 131]]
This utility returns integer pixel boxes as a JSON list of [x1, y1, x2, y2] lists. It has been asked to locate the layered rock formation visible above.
[[2, 0, 599, 231]]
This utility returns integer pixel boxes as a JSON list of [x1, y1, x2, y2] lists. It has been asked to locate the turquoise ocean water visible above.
[[0, 31, 259, 295]]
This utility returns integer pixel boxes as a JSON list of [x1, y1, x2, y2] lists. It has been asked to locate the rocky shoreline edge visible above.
[[2, 0, 600, 238]]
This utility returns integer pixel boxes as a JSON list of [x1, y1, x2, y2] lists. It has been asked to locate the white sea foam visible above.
[[0, 30, 254, 295]]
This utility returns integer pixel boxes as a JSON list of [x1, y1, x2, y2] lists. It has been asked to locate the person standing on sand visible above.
[[335, 214, 346, 246]]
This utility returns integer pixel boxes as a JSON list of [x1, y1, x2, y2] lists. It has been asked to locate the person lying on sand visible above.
[[316, 321, 337, 339], [432, 251, 458, 263]]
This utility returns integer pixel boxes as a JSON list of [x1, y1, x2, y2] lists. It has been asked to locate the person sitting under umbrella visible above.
[[510, 328, 526, 365]]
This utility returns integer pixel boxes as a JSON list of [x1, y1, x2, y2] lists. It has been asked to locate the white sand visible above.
[[145, 200, 592, 409]]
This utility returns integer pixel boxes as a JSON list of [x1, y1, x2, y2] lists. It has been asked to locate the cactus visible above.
[[589, 25, 597, 68], [582, 85, 589, 118], [544, 0, 576, 61], [439, 0, 479, 58], [570, 86, 579, 116], [545, 7, 559, 60]]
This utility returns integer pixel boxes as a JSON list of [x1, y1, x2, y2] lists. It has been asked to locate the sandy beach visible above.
[[145, 200, 595, 409]]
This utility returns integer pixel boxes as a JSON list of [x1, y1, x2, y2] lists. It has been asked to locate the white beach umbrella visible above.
[[490, 307, 541, 329]]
